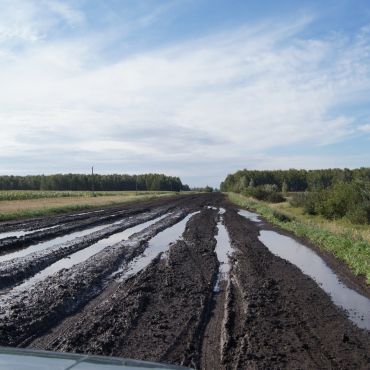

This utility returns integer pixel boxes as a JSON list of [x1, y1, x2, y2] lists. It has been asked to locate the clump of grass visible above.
[[271, 210, 293, 222], [228, 192, 370, 284]]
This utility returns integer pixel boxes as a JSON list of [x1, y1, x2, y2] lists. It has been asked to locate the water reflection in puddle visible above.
[[68, 210, 104, 217], [238, 209, 261, 223], [213, 222, 232, 292], [10, 213, 171, 293], [117, 211, 200, 281], [206, 206, 218, 210], [0, 225, 62, 241], [238, 209, 370, 330], [0, 223, 114, 262], [259, 231, 370, 330]]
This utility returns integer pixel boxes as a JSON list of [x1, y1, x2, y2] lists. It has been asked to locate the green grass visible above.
[[227, 192, 370, 284], [0, 204, 99, 221]]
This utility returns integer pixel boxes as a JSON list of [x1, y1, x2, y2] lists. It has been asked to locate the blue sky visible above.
[[1, 0, 370, 187]]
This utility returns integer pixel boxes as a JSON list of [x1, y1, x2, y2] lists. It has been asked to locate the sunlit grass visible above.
[[0, 190, 173, 201], [0, 191, 180, 221], [227, 192, 370, 284]]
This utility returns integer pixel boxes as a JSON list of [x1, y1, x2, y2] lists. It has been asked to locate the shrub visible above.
[[245, 184, 285, 203], [272, 210, 293, 222], [290, 181, 370, 224], [289, 192, 308, 208]]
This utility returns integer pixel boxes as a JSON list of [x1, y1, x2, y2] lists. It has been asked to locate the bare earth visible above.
[[0, 194, 369, 369]]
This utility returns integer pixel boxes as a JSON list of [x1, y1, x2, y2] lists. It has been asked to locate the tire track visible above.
[[0, 206, 172, 290], [0, 208, 195, 347]]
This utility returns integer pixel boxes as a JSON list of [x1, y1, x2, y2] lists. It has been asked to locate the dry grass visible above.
[[270, 201, 370, 244], [0, 192, 176, 221]]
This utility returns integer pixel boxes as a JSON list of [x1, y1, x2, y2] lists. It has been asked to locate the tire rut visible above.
[[0, 208, 196, 347]]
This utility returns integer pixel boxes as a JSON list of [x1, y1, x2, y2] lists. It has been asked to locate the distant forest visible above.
[[220, 168, 370, 192], [0, 174, 189, 192]]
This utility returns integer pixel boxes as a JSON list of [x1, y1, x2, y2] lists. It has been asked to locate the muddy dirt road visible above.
[[0, 194, 369, 369]]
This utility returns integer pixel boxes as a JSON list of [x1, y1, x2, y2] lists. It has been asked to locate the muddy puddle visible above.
[[0, 225, 62, 241], [116, 211, 200, 281], [0, 222, 123, 262], [213, 221, 232, 292], [68, 210, 104, 217], [239, 209, 370, 330], [260, 231, 370, 330], [238, 209, 261, 223], [6, 213, 171, 294]]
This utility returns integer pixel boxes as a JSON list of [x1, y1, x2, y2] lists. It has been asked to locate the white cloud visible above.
[[359, 124, 370, 132], [45, 1, 85, 27], [0, 2, 370, 185]]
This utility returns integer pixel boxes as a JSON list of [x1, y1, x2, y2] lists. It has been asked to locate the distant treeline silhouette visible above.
[[0, 173, 189, 192], [220, 168, 370, 192]]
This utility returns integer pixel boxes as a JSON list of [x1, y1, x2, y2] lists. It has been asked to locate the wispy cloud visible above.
[[0, 1, 370, 185]]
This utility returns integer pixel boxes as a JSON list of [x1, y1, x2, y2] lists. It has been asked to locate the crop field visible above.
[[0, 191, 177, 221], [0, 193, 369, 369], [0, 190, 174, 201]]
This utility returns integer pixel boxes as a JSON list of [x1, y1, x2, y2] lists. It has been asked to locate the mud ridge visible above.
[[0, 207, 197, 347], [30, 209, 219, 369], [0, 195, 193, 254], [0, 206, 172, 289], [222, 209, 370, 369], [0, 193, 369, 369]]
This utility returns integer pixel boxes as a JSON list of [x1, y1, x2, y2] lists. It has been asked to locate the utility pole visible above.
[[91, 166, 95, 197], [135, 175, 138, 196]]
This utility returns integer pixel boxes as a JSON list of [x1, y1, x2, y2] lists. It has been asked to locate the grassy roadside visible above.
[[0, 192, 182, 222], [227, 192, 370, 284]]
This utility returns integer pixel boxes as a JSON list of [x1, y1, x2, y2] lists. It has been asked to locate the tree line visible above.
[[290, 181, 370, 224], [221, 168, 370, 224], [0, 174, 190, 192], [220, 168, 370, 193]]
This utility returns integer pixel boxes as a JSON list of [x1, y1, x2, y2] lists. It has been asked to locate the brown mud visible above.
[[0, 194, 369, 369], [259, 219, 370, 299]]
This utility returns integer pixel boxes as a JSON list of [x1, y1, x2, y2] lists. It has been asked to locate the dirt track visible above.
[[0, 194, 369, 369]]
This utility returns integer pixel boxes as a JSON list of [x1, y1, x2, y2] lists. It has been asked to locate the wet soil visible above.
[[223, 209, 370, 369], [257, 214, 370, 299], [0, 194, 369, 369]]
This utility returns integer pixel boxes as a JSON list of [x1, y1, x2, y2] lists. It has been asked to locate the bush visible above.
[[289, 192, 308, 208], [346, 201, 370, 224], [290, 181, 370, 224], [245, 184, 285, 203], [272, 210, 293, 222]]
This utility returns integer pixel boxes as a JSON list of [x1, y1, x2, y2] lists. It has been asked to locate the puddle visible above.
[[213, 222, 233, 292], [238, 209, 261, 223], [219, 208, 226, 215], [0, 230, 29, 239], [206, 206, 218, 210], [0, 225, 62, 241], [259, 230, 370, 330], [0, 222, 124, 263], [8, 213, 171, 294], [68, 210, 104, 217], [116, 211, 200, 280]]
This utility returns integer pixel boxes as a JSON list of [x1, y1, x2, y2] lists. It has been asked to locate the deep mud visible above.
[[0, 194, 369, 369]]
